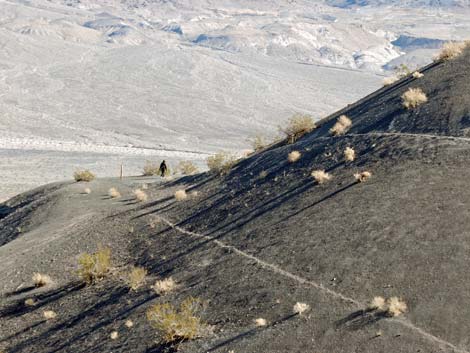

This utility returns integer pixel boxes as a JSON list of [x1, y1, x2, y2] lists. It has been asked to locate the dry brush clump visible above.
[[249, 135, 267, 152], [108, 187, 121, 198], [174, 189, 188, 201], [207, 152, 237, 174], [32, 273, 52, 287], [354, 171, 372, 183], [344, 147, 355, 162], [126, 266, 147, 291], [152, 278, 177, 295], [293, 302, 310, 315], [402, 88, 428, 109], [280, 114, 316, 144], [383, 76, 399, 86], [146, 297, 207, 344], [134, 189, 148, 202], [412, 71, 424, 79], [254, 318, 267, 327], [74, 170, 95, 182], [436, 41, 469, 61], [288, 150, 301, 163], [311, 170, 332, 184], [77, 246, 112, 284], [43, 310, 57, 320], [369, 296, 407, 317], [330, 115, 352, 136], [83, 187, 92, 194], [177, 161, 199, 175]]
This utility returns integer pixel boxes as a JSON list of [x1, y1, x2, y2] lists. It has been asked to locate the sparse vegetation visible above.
[[254, 318, 267, 327], [125, 320, 134, 328], [74, 170, 95, 182], [437, 41, 469, 61], [344, 147, 355, 162], [177, 161, 199, 175], [369, 296, 407, 317], [152, 277, 177, 295], [280, 114, 316, 144], [143, 161, 159, 176], [249, 135, 267, 152], [394, 63, 411, 78], [43, 310, 57, 320], [32, 273, 52, 287], [108, 187, 121, 198], [207, 152, 236, 174], [174, 189, 188, 201], [387, 297, 407, 317], [383, 76, 399, 86], [293, 302, 310, 315], [412, 71, 424, 79], [146, 297, 206, 343], [77, 246, 112, 284], [110, 331, 119, 340], [259, 170, 268, 179], [126, 266, 147, 291], [402, 87, 428, 109], [288, 150, 301, 163], [24, 298, 35, 306], [330, 115, 352, 136], [134, 189, 148, 202], [354, 171, 372, 183], [83, 188, 92, 194], [311, 170, 332, 184], [369, 296, 386, 310]]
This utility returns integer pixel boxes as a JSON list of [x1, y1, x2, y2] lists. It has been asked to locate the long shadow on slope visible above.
[[0, 282, 85, 318], [206, 312, 299, 352], [7, 286, 158, 353], [335, 308, 388, 331]]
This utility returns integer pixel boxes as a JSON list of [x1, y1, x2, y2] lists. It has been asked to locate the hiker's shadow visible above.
[[335, 308, 388, 331]]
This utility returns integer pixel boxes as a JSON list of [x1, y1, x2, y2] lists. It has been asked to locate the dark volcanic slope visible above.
[[2, 48, 470, 353]]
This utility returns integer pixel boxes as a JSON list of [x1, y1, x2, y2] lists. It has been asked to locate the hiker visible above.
[[159, 160, 168, 177]]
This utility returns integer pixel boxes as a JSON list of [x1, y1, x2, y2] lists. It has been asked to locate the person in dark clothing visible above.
[[159, 160, 168, 177]]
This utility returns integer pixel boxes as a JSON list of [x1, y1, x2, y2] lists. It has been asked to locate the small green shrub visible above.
[[77, 246, 111, 284], [126, 266, 147, 291], [249, 135, 266, 152], [146, 297, 206, 343], [74, 170, 95, 182]]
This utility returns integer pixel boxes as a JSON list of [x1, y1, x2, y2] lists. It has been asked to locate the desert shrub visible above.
[[174, 190, 188, 201], [77, 246, 111, 284], [311, 170, 332, 184], [412, 71, 424, 79], [249, 135, 266, 152], [369, 296, 386, 310], [110, 331, 119, 340], [43, 310, 57, 320], [354, 171, 372, 183], [394, 63, 411, 78], [24, 298, 35, 306], [126, 266, 147, 291], [387, 297, 407, 317], [32, 273, 52, 287], [83, 188, 92, 194], [74, 170, 95, 182], [437, 41, 469, 61], [344, 147, 355, 162], [108, 187, 121, 198], [143, 161, 159, 176], [206, 152, 236, 174], [280, 114, 316, 143], [330, 115, 352, 136], [152, 278, 177, 295], [259, 170, 268, 179], [383, 76, 399, 86], [288, 151, 301, 163], [146, 297, 206, 343], [402, 88, 428, 109], [254, 318, 267, 326], [125, 320, 134, 328], [134, 189, 148, 202], [293, 302, 310, 315], [177, 161, 199, 175]]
